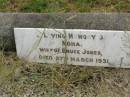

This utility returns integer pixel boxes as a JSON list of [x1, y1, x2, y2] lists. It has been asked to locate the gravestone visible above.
[[14, 28, 130, 68]]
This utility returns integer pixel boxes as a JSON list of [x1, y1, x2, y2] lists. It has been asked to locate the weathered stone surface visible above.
[[14, 28, 130, 68], [0, 13, 130, 50]]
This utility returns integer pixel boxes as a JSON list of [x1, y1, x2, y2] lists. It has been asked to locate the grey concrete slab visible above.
[[0, 13, 130, 50]]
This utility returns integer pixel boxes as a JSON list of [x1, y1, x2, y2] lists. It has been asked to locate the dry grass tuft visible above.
[[0, 51, 130, 97]]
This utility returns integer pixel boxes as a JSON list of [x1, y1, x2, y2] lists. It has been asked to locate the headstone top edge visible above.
[[14, 28, 130, 32]]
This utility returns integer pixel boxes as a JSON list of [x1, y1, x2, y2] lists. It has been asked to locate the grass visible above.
[[0, 0, 130, 12], [0, 51, 130, 97]]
